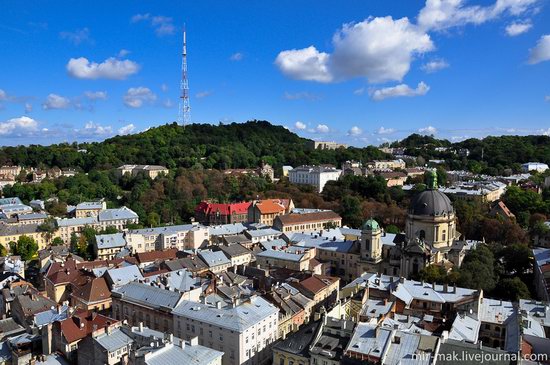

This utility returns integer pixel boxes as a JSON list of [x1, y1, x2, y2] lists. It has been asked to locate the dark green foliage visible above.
[[9, 235, 38, 261]]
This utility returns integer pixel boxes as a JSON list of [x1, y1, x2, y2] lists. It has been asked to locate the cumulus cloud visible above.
[[528, 35, 550, 64], [0, 116, 38, 136], [283, 91, 320, 100], [505, 21, 532, 36], [78, 121, 113, 137], [59, 28, 91, 45], [418, 0, 538, 32], [67, 57, 140, 80], [377, 127, 396, 134], [84, 91, 107, 100], [353, 88, 366, 95], [123, 87, 157, 108], [315, 124, 330, 133], [42, 94, 71, 110], [131, 13, 175, 36], [275, 46, 332, 82], [276, 17, 434, 84], [230, 52, 244, 61], [118, 49, 130, 57], [118, 124, 135, 135], [418, 125, 437, 134], [196, 91, 212, 99], [295, 121, 307, 130], [421, 59, 449, 73], [348, 126, 363, 136], [370, 82, 430, 101]]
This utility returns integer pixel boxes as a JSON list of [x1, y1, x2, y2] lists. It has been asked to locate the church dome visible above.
[[410, 189, 453, 217], [362, 218, 380, 231]]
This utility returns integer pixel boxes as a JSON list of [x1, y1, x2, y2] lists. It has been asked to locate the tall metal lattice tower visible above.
[[178, 25, 191, 126]]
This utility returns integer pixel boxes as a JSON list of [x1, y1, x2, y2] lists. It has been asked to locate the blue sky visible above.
[[0, 0, 549, 146]]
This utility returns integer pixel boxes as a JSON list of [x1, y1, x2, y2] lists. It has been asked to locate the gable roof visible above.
[[195, 201, 251, 216], [59, 311, 114, 343], [111, 282, 183, 310], [136, 249, 179, 264], [276, 211, 341, 225]]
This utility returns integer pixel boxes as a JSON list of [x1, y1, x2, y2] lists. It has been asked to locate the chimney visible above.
[[216, 302, 222, 309], [190, 337, 199, 346], [432, 282, 436, 290], [444, 283, 448, 293], [453, 284, 456, 294], [139, 322, 144, 332]]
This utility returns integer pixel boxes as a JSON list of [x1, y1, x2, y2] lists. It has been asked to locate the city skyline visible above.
[[0, 0, 549, 146]]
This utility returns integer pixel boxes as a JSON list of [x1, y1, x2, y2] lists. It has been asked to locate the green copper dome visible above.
[[362, 218, 380, 231]]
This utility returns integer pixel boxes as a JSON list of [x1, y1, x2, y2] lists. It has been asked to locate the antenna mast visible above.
[[178, 24, 191, 126]]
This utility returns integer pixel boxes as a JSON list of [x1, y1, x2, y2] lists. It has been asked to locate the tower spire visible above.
[[178, 24, 191, 126]]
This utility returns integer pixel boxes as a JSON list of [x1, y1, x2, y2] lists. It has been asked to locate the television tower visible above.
[[178, 25, 191, 126]]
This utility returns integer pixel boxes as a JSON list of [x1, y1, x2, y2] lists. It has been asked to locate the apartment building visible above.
[[126, 223, 209, 253], [116, 164, 169, 179], [75, 201, 106, 218], [94, 233, 127, 260], [0, 224, 56, 251], [172, 295, 279, 365], [288, 166, 341, 193], [273, 210, 342, 233], [248, 199, 294, 226], [195, 202, 251, 225]]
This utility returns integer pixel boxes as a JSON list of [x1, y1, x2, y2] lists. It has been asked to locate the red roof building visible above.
[[195, 201, 251, 225]]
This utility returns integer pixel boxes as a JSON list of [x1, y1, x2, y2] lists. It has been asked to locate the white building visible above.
[[172, 295, 279, 365], [288, 166, 341, 193], [522, 162, 549, 173], [127, 224, 210, 253]]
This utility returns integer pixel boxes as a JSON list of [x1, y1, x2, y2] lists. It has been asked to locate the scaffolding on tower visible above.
[[178, 25, 191, 126]]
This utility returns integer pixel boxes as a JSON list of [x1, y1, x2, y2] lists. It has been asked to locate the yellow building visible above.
[[0, 223, 57, 251]]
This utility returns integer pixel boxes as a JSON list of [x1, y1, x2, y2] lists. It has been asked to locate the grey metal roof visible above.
[[17, 213, 48, 220], [0, 197, 22, 206], [56, 216, 97, 227], [96, 233, 126, 249], [218, 244, 251, 258], [255, 250, 305, 262], [208, 223, 246, 236], [129, 224, 203, 236], [112, 282, 183, 310], [448, 314, 480, 343], [98, 207, 138, 222], [0, 223, 41, 236], [106, 265, 144, 286], [245, 228, 281, 238], [76, 201, 104, 210], [34, 305, 70, 327], [95, 327, 133, 352], [173, 296, 278, 332], [144, 342, 223, 365], [410, 189, 454, 216], [198, 250, 230, 267], [146, 270, 202, 293]]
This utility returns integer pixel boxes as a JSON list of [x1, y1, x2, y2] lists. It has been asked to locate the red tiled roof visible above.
[[45, 259, 80, 285], [295, 275, 338, 294], [70, 275, 111, 304], [195, 201, 251, 216], [255, 199, 288, 214], [59, 311, 115, 343], [276, 211, 341, 225], [136, 249, 178, 264]]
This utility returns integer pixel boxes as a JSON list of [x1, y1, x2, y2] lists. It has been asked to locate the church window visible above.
[[365, 239, 370, 250], [442, 230, 446, 241]]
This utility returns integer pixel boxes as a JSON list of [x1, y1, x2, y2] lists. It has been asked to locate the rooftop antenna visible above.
[[178, 24, 191, 126]]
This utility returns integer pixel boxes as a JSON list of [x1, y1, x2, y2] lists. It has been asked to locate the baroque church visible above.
[[357, 170, 476, 279]]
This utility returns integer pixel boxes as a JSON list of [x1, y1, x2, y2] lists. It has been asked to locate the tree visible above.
[[457, 245, 497, 292], [494, 277, 530, 302], [418, 265, 448, 284], [340, 196, 363, 228], [51, 237, 64, 246], [499, 244, 532, 275], [9, 235, 38, 261], [0, 244, 6, 257], [385, 225, 400, 234]]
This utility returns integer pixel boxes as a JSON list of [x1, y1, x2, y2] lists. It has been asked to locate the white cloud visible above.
[[59, 28, 91, 45], [421, 59, 450, 73], [275, 46, 332, 82], [0, 116, 38, 136], [418, 0, 538, 32], [196, 91, 212, 99], [283, 91, 320, 100], [161, 83, 168, 92], [79, 121, 113, 136], [131, 13, 175, 36], [123, 87, 157, 108], [67, 57, 140, 80], [84, 91, 108, 100], [505, 21, 532, 36], [230, 52, 244, 61], [377, 127, 396, 134], [0, 89, 7, 101], [295, 121, 307, 130], [315, 124, 330, 133], [348, 126, 363, 136], [118, 49, 130, 57], [528, 35, 550, 64], [42, 94, 71, 110], [353, 87, 366, 95], [276, 17, 434, 84], [418, 125, 437, 134], [370, 82, 430, 101], [24, 103, 32, 113], [162, 99, 174, 108], [118, 124, 135, 135]]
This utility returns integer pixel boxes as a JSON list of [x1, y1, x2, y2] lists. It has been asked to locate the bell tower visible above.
[[361, 218, 382, 262]]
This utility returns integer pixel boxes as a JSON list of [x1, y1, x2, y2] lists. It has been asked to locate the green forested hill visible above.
[[0, 121, 387, 171]]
